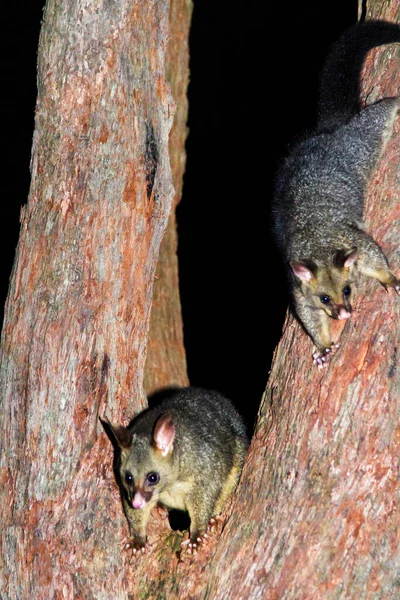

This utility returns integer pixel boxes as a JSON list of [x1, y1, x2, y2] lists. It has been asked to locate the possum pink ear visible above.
[[333, 247, 358, 269], [153, 414, 176, 457], [343, 248, 358, 268], [290, 260, 315, 282]]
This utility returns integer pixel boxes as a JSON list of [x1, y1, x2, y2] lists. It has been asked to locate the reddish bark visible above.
[[205, 6, 400, 600], [124, 4, 400, 599], [144, 0, 191, 395], [104, 4, 400, 600], [0, 0, 190, 597]]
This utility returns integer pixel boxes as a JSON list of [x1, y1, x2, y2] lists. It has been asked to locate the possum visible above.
[[272, 21, 400, 366], [104, 387, 249, 555]]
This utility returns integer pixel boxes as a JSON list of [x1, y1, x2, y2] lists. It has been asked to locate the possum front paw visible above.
[[378, 272, 400, 296], [313, 343, 340, 368], [123, 536, 151, 556], [180, 531, 211, 555], [180, 514, 224, 556]]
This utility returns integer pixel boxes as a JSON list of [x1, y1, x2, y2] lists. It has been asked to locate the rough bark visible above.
[[206, 4, 400, 600], [115, 3, 400, 599], [0, 0, 190, 598], [144, 0, 191, 396]]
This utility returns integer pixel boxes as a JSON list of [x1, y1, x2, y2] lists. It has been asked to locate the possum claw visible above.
[[123, 538, 151, 557], [207, 516, 221, 533], [180, 515, 224, 558], [180, 537, 191, 547], [180, 532, 210, 555], [132, 543, 151, 557], [313, 352, 327, 368], [313, 343, 340, 367], [382, 276, 400, 295]]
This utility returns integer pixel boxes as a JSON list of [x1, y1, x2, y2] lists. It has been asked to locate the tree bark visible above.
[[144, 0, 191, 396], [206, 4, 400, 599], [113, 2, 400, 599], [0, 0, 190, 597]]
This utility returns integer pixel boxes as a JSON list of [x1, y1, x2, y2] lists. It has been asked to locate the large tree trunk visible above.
[[114, 2, 400, 598], [202, 4, 400, 599], [0, 0, 190, 597]]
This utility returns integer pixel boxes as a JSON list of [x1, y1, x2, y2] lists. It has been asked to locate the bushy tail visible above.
[[317, 20, 400, 131]]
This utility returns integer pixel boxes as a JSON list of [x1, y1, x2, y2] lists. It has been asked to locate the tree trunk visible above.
[[144, 0, 191, 396], [111, 2, 400, 598], [206, 4, 400, 599], [0, 0, 190, 597]]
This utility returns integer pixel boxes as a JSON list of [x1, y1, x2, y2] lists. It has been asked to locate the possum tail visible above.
[[317, 20, 400, 132]]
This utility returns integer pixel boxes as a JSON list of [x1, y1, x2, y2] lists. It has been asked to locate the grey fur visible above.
[[109, 387, 248, 550], [272, 22, 400, 363]]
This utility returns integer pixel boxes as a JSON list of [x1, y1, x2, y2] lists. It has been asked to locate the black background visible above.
[[2, 1, 357, 428]]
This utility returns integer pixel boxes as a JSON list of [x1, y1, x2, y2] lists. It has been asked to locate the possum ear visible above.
[[100, 416, 133, 450], [289, 260, 316, 282], [333, 248, 358, 269], [343, 248, 358, 268], [153, 414, 176, 457]]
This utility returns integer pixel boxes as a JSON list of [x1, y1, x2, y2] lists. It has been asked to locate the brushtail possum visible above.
[[104, 387, 248, 554], [273, 21, 400, 365]]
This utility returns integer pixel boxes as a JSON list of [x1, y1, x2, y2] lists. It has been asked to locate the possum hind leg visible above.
[[213, 436, 248, 515], [352, 231, 400, 294]]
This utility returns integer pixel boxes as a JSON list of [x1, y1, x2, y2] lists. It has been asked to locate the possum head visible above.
[[290, 248, 357, 319], [108, 414, 178, 510]]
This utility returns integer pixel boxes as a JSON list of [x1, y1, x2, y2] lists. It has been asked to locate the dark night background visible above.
[[2, 1, 357, 428]]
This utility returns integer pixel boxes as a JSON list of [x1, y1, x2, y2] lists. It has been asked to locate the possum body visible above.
[[273, 21, 400, 364]]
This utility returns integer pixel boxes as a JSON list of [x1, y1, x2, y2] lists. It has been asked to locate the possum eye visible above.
[[343, 285, 351, 298], [320, 294, 330, 305], [146, 472, 160, 485], [125, 471, 134, 486]]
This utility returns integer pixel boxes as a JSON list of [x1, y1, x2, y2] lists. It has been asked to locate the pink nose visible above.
[[132, 492, 146, 509], [338, 307, 351, 320]]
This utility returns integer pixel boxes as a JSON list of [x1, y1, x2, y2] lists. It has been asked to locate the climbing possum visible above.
[[103, 387, 248, 555], [272, 21, 400, 366]]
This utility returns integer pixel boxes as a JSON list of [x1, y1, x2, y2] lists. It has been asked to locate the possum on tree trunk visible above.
[[103, 387, 249, 555], [272, 21, 400, 366]]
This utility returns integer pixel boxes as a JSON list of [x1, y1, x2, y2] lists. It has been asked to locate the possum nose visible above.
[[132, 491, 147, 509], [338, 307, 351, 320]]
